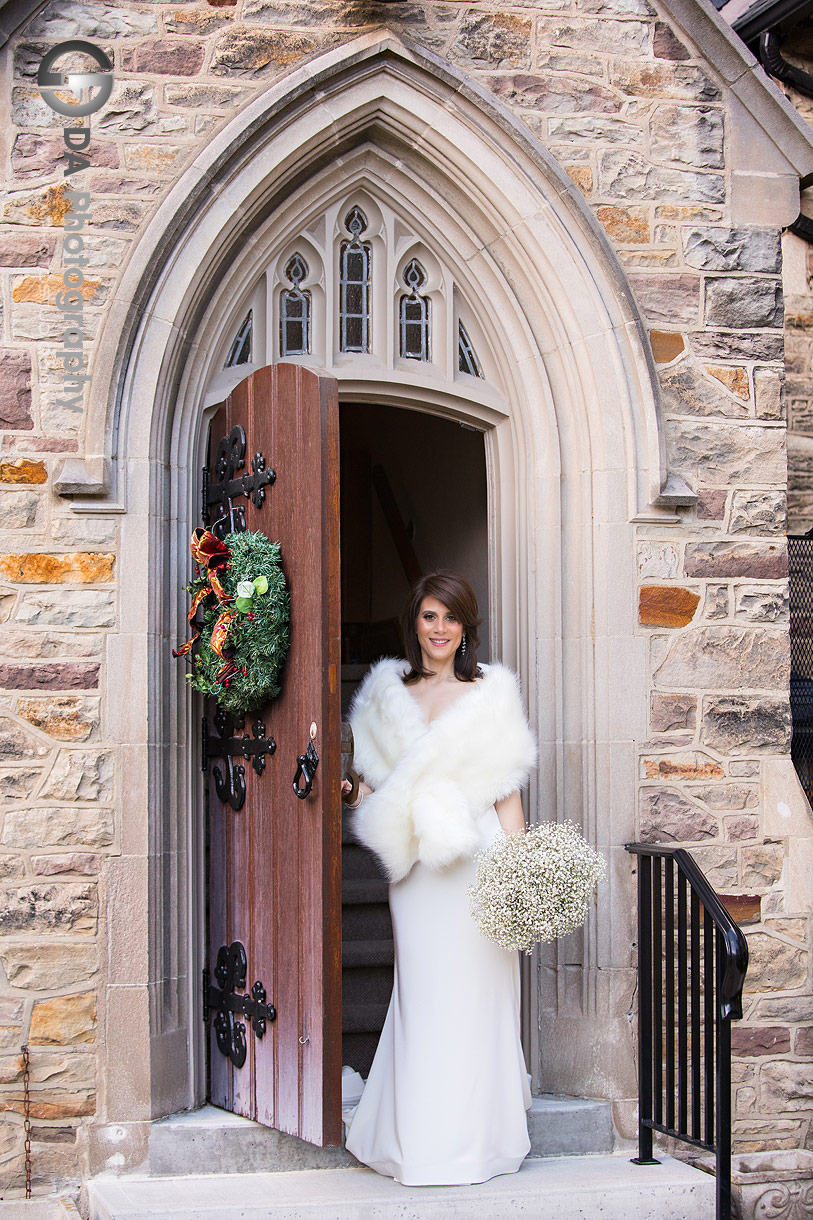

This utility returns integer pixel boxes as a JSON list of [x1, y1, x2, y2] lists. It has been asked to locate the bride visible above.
[[341, 570, 537, 1186]]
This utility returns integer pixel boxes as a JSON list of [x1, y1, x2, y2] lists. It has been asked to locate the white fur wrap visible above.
[[348, 658, 537, 882]]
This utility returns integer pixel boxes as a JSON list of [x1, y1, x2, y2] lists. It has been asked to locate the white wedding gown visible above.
[[345, 806, 532, 1186]]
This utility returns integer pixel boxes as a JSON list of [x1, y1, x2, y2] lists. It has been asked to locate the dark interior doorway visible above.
[[338, 402, 488, 1077]]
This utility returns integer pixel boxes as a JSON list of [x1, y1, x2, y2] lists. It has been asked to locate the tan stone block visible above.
[[123, 145, 187, 173], [17, 696, 98, 742], [11, 273, 101, 305], [0, 853, 24, 878], [0, 553, 114, 585], [15, 590, 114, 628], [0, 767, 41, 801], [2, 805, 113, 848], [31, 852, 100, 876], [0, 490, 41, 529], [744, 933, 808, 992], [565, 165, 592, 194], [705, 366, 750, 400], [761, 1061, 813, 1111], [639, 787, 719, 842], [212, 27, 317, 73], [729, 491, 786, 536], [0, 716, 50, 759], [766, 917, 808, 943], [754, 368, 784, 421], [641, 753, 723, 780], [741, 843, 784, 889], [0, 1050, 94, 1087], [29, 992, 96, 1046], [689, 845, 738, 888], [649, 330, 685, 362], [0, 1027, 23, 1049], [0, 883, 97, 934], [0, 459, 47, 485], [0, 943, 98, 990], [40, 749, 113, 801], [639, 585, 700, 627], [655, 627, 789, 689], [691, 783, 758, 809], [0, 1088, 95, 1120], [597, 205, 649, 243], [650, 692, 696, 733], [452, 12, 532, 69]]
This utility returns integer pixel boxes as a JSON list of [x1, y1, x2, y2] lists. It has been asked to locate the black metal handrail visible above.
[[626, 843, 749, 1220]]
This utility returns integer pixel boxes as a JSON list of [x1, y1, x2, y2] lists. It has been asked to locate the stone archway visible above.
[[70, 32, 690, 1168]]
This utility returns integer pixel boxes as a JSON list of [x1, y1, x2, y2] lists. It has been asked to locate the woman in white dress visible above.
[[341, 570, 536, 1187]]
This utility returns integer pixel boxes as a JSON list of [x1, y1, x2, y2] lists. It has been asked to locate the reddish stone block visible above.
[[0, 664, 100, 690], [731, 1025, 790, 1056], [696, 489, 727, 520], [653, 21, 691, 60], [795, 1027, 813, 1056], [135, 39, 205, 75], [0, 351, 33, 430], [0, 232, 55, 267], [639, 585, 700, 627], [685, 542, 787, 579], [718, 893, 761, 924]]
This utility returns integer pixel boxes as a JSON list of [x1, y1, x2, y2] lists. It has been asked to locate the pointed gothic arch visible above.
[[75, 33, 690, 1130]]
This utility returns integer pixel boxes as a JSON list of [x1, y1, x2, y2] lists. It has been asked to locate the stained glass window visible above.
[[280, 253, 311, 357], [399, 259, 430, 361], [458, 320, 483, 378], [224, 311, 252, 367], [340, 207, 371, 353]]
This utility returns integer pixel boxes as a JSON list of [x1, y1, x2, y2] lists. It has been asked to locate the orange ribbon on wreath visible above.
[[172, 528, 237, 667]]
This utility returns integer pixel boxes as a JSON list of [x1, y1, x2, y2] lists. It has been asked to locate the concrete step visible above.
[[146, 1096, 614, 1177], [88, 1155, 715, 1220]]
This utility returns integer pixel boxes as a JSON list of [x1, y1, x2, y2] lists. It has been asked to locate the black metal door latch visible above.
[[293, 737, 319, 799]]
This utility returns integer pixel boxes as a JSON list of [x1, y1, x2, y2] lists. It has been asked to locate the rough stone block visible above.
[[0, 854, 24, 878], [629, 273, 700, 324], [689, 330, 784, 362], [706, 366, 750, 400], [0, 351, 33, 430], [0, 232, 55, 267], [0, 883, 96, 934], [705, 277, 783, 329], [611, 61, 720, 101], [696, 489, 727, 519], [660, 363, 749, 418], [0, 768, 40, 801], [40, 749, 113, 801], [754, 368, 784, 420], [731, 1026, 791, 1056], [639, 585, 700, 627], [0, 1088, 95, 1120], [599, 151, 724, 203], [650, 104, 724, 170], [0, 631, 101, 661], [741, 843, 784, 889], [134, 39, 205, 75], [701, 695, 791, 752], [734, 587, 788, 624], [0, 553, 114, 585], [685, 542, 787, 579], [547, 115, 644, 144], [16, 696, 98, 742], [0, 717, 50, 759], [0, 663, 100, 690], [683, 228, 781, 273], [692, 783, 758, 809], [0, 459, 47, 485], [654, 626, 788, 688], [452, 13, 532, 68], [637, 542, 678, 578], [1, 805, 113, 848], [0, 944, 97, 991], [596, 205, 649, 243], [796, 1028, 813, 1056], [642, 753, 723, 779], [669, 420, 785, 485], [29, 992, 96, 1046], [729, 491, 785, 535], [725, 815, 759, 840], [15, 591, 114, 628], [703, 585, 729, 619], [489, 73, 621, 114], [650, 692, 696, 732], [31, 852, 100, 875], [212, 28, 318, 73], [0, 489, 41, 528], [164, 83, 247, 108], [25, 2, 158, 39], [653, 21, 691, 60], [688, 845, 738, 888], [761, 1061, 813, 1110], [639, 787, 719, 842]]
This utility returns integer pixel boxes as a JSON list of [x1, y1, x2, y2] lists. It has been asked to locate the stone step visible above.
[[146, 1096, 614, 1178], [88, 1155, 715, 1220]]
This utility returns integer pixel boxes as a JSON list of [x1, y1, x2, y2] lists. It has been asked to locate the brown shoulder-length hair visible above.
[[400, 570, 482, 684]]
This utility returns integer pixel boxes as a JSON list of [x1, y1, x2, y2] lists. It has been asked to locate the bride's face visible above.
[[415, 596, 464, 669]]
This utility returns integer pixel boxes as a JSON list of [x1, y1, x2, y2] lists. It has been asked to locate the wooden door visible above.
[[204, 363, 342, 1146]]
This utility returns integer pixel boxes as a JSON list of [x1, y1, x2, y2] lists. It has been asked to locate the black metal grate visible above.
[[789, 534, 813, 803]]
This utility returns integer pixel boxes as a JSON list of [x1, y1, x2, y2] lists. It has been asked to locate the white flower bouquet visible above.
[[468, 821, 607, 953]]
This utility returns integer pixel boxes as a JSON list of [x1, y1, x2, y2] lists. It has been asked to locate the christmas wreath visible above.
[[173, 527, 290, 718]]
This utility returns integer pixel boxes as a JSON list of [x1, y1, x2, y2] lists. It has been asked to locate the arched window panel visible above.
[[224, 310, 252, 368], [458, 319, 483, 378], [279, 252, 311, 357], [399, 258, 430, 361], [339, 206, 371, 354]]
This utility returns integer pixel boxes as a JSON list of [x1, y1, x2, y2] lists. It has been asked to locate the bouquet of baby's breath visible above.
[[468, 822, 607, 954]]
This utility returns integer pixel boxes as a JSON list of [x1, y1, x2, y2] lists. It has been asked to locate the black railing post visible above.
[[626, 843, 748, 1219], [632, 853, 659, 1165]]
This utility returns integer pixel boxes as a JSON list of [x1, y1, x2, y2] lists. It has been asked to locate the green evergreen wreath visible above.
[[183, 530, 290, 718]]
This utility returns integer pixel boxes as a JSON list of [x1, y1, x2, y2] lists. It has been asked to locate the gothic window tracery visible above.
[[339, 207, 371, 353], [280, 253, 311, 357], [458, 320, 483, 378], [224, 311, 252, 368], [399, 259, 430, 361]]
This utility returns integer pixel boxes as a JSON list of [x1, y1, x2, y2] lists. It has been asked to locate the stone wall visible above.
[[0, 0, 810, 1197]]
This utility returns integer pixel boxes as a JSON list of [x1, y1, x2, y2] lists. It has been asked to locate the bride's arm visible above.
[[495, 788, 526, 836]]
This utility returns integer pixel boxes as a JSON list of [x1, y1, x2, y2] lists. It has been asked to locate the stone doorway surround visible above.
[[53, 33, 697, 1176]]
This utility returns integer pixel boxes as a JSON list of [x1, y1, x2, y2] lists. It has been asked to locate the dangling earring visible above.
[[461, 633, 467, 655]]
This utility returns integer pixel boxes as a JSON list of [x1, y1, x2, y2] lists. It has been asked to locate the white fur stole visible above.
[[348, 658, 537, 882]]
